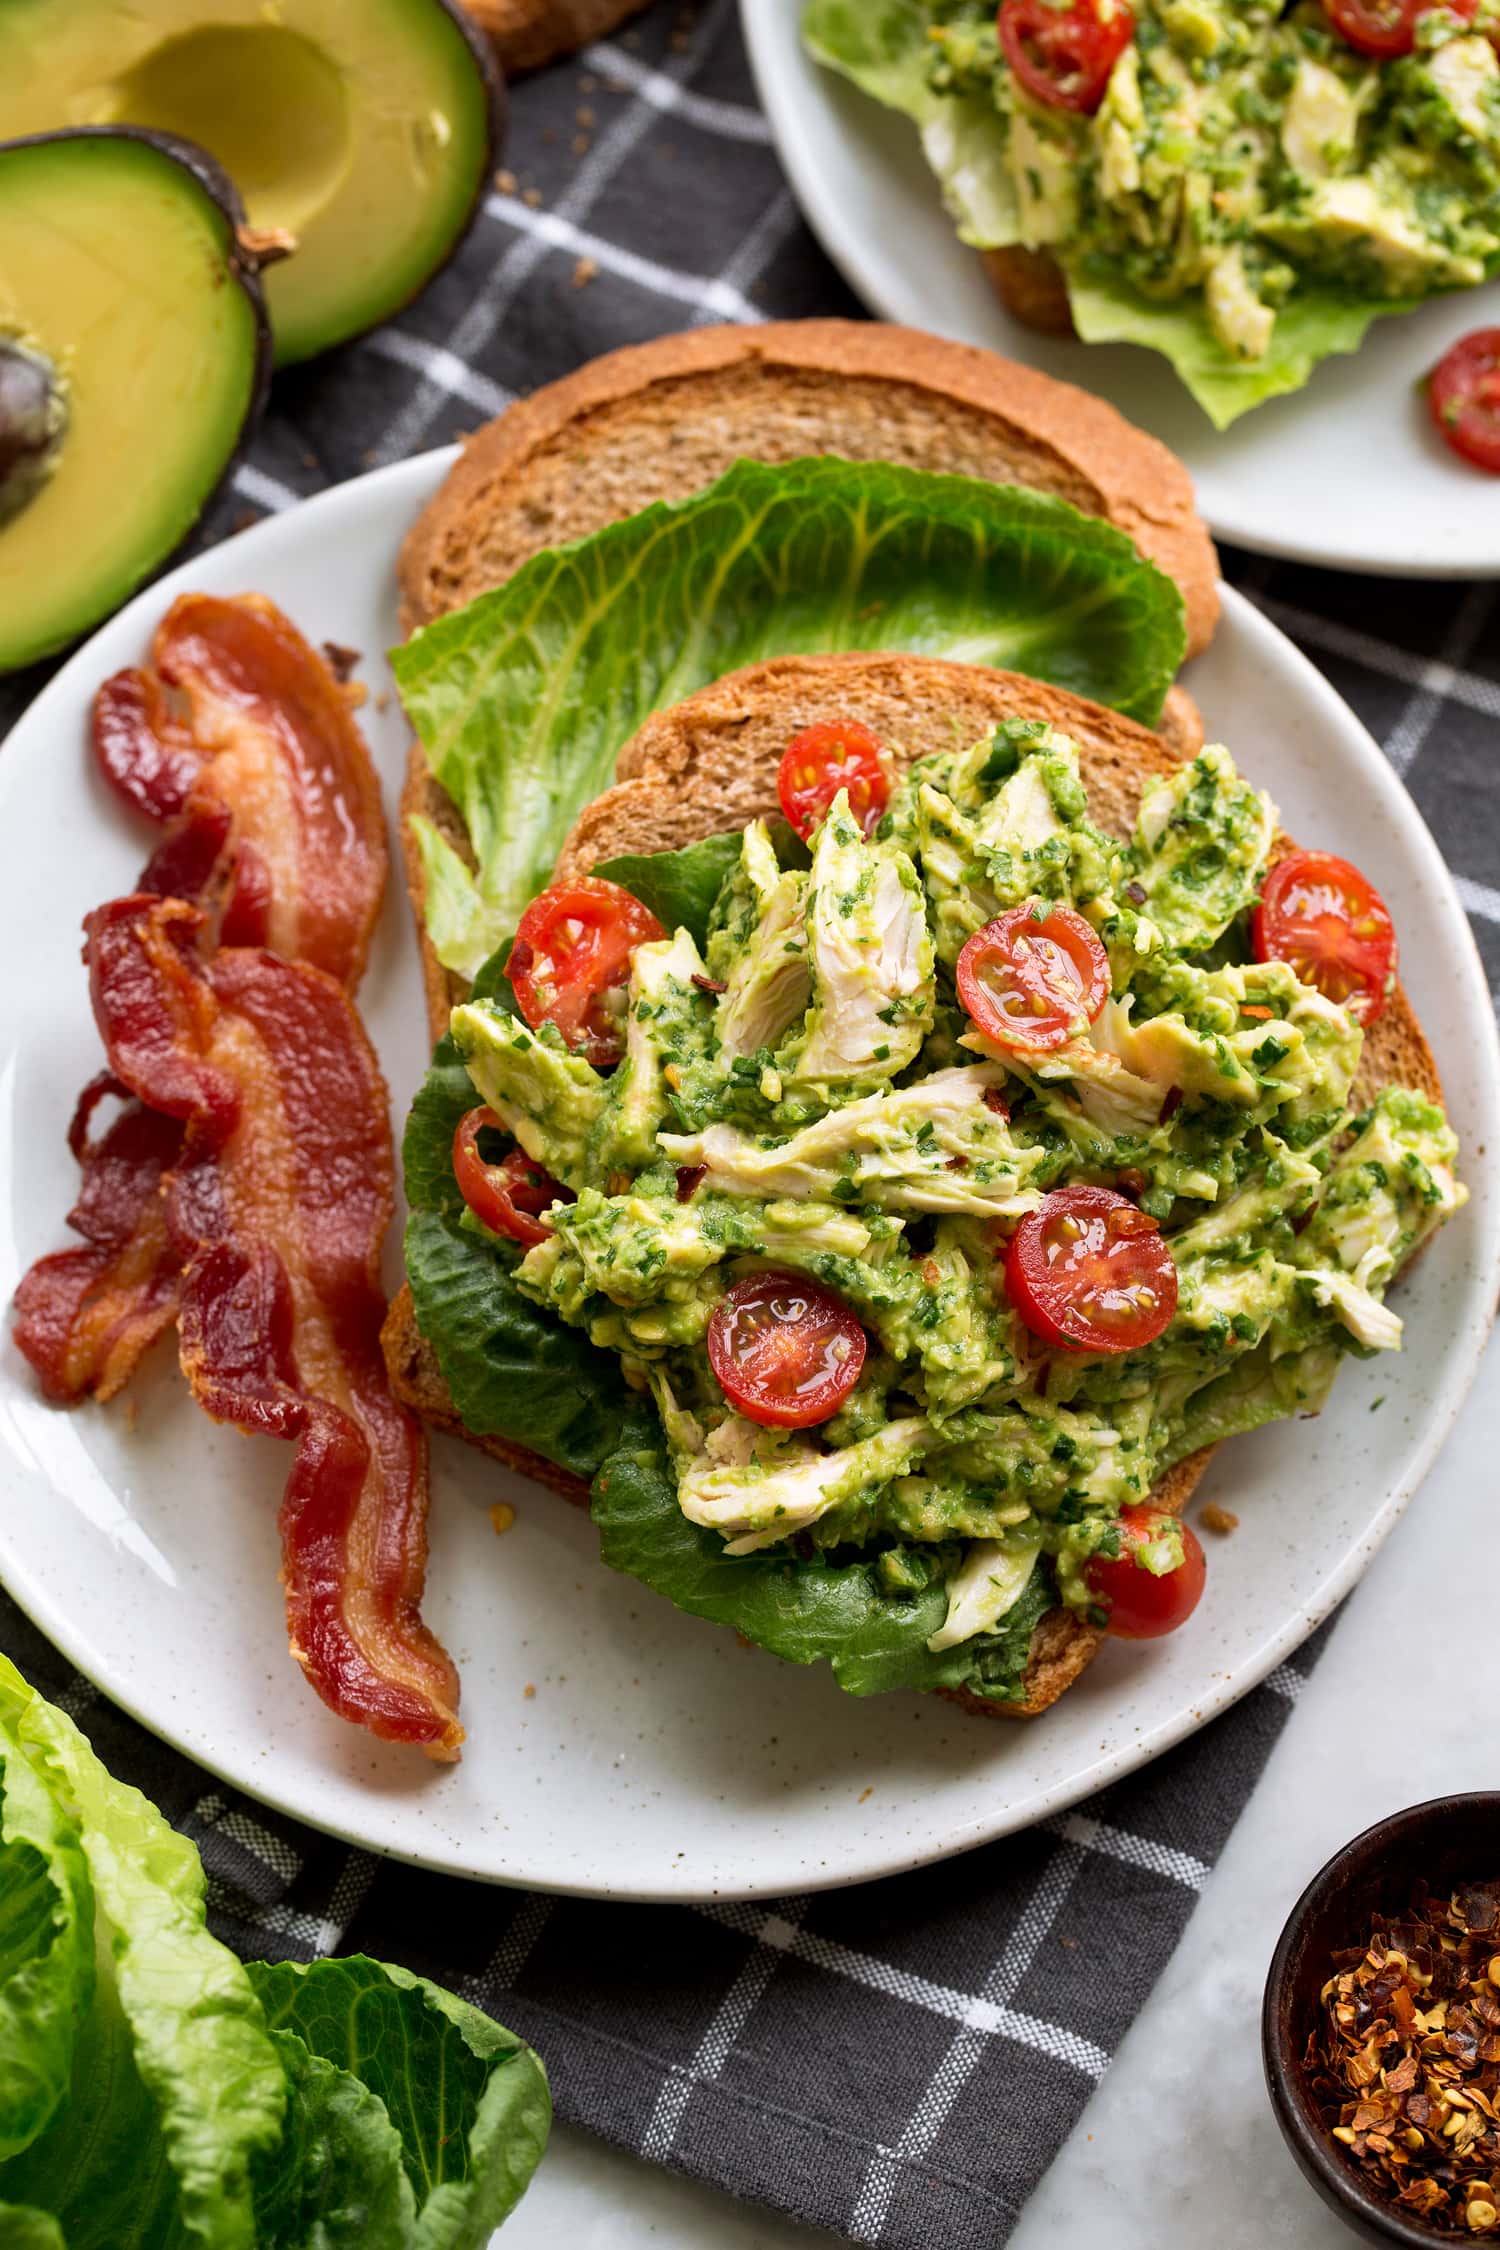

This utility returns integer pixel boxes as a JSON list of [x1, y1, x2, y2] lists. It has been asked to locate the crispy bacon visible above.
[[92, 593, 386, 988], [86, 897, 462, 1759], [12, 1076, 183, 1403], [18, 596, 387, 1405]]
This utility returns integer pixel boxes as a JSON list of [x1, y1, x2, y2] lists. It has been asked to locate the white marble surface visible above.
[[501, 1324, 1497, 2248]]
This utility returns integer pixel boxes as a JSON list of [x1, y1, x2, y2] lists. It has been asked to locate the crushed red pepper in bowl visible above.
[[1305, 1879, 1500, 2234]]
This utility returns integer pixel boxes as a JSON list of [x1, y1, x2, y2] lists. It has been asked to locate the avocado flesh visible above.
[[0, 132, 265, 673], [0, 0, 496, 367]]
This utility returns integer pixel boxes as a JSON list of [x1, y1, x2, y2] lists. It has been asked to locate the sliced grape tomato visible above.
[[453, 1107, 572, 1248], [998, 0, 1135, 112], [707, 1270, 867, 1429], [509, 877, 665, 1067], [1005, 1183, 1178, 1354], [956, 902, 1110, 1053], [1085, 1504, 1206, 1638], [1251, 849, 1396, 1024], [777, 718, 890, 841]]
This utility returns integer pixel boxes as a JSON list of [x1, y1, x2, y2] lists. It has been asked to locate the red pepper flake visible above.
[[1158, 1085, 1184, 1125], [983, 1086, 1011, 1119], [675, 1165, 707, 1203], [1304, 1878, 1500, 2234], [691, 972, 727, 995], [1241, 1003, 1274, 1021]]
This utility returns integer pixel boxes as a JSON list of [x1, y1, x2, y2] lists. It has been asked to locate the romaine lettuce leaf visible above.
[[250, 1958, 551, 2250], [0, 1656, 285, 2249], [1066, 274, 1422, 431], [0, 1658, 551, 2244], [592, 831, 742, 950], [803, 0, 1020, 245], [592, 1422, 1052, 1704], [401, 982, 632, 1478], [0, 2210, 64, 2248], [392, 458, 1186, 977], [0, 1726, 92, 2162]]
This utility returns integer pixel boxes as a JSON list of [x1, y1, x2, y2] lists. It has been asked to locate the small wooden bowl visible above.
[[1262, 1794, 1500, 2246]]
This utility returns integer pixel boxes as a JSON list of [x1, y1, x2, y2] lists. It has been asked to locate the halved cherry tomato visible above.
[[1085, 1504, 1206, 1639], [998, 0, 1135, 112], [957, 902, 1110, 1053], [1006, 1184, 1178, 1354], [1428, 328, 1500, 475], [453, 1107, 572, 1247], [1323, 0, 1422, 56], [707, 1270, 867, 1429], [777, 719, 891, 841], [1251, 850, 1396, 1025], [509, 877, 665, 1067]]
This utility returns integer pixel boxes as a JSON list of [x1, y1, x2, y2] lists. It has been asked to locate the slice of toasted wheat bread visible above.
[[398, 320, 1219, 655], [386, 650, 1442, 1717], [460, 0, 650, 74]]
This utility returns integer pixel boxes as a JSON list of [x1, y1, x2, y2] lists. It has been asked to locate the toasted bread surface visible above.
[[398, 320, 1219, 655], [982, 247, 1076, 338], [461, 0, 650, 73]]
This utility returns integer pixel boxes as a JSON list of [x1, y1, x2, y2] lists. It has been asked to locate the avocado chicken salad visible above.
[[803, 0, 1500, 425], [434, 715, 1464, 1703]]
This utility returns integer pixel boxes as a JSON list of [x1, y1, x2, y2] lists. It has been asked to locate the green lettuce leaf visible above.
[[804, 0, 1020, 244], [592, 832, 742, 950], [591, 1423, 1052, 1705], [249, 1958, 551, 2250], [0, 1656, 285, 2250], [0, 1724, 92, 2162], [254, 2027, 414, 2249], [402, 982, 631, 1479], [1067, 273, 1422, 430], [392, 457, 1186, 976], [0, 1658, 551, 2245]]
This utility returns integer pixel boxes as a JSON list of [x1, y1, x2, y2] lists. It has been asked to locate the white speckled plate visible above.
[[744, 0, 1500, 577], [0, 452, 1495, 1899]]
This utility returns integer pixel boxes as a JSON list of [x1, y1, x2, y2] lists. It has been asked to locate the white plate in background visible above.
[[743, 0, 1500, 576], [0, 452, 1495, 1899]]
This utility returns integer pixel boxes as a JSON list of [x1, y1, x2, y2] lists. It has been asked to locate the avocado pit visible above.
[[0, 338, 66, 529]]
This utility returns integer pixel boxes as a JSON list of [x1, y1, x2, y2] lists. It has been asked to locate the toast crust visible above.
[[983, 247, 1076, 339], [388, 650, 1444, 1717], [398, 319, 1219, 657]]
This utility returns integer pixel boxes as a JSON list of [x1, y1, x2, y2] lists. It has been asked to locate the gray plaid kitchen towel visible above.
[[1, 3, 1495, 2244]]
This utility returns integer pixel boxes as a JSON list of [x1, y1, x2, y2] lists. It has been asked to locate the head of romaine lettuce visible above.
[[0, 1653, 550, 2247]]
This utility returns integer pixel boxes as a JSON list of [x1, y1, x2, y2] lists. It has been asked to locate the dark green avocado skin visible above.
[[407, 0, 507, 336], [0, 126, 272, 673]]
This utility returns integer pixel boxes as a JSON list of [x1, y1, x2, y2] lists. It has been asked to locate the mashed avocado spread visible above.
[[804, 0, 1500, 422], [449, 722, 1464, 1670]]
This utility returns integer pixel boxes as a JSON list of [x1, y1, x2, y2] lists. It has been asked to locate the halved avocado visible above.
[[0, 0, 502, 367], [0, 129, 270, 673]]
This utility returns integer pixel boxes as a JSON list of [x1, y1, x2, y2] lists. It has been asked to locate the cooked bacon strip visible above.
[[87, 897, 462, 1759], [17, 595, 389, 1404], [12, 1076, 183, 1403], [92, 593, 386, 988]]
